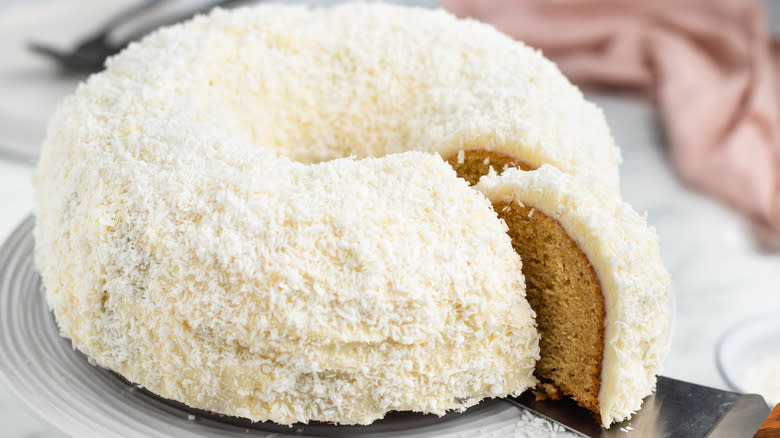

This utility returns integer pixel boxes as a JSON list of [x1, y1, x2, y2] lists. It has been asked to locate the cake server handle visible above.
[[755, 403, 780, 438]]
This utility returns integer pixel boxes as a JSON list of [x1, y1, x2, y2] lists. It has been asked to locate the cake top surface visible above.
[[46, 1, 620, 187]]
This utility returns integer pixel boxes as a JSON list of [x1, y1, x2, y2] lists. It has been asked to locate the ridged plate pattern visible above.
[[0, 215, 528, 437]]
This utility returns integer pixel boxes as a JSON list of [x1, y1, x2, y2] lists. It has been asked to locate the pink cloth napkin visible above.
[[445, 0, 780, 246]]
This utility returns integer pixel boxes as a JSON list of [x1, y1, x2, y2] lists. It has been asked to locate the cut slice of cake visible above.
[[475, 165, 671, 427]]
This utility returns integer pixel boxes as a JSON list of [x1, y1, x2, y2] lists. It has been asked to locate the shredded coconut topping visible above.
[[34, 148, 540, 424]]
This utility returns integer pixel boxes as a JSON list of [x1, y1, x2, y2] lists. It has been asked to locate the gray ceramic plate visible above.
[[0, 215, 540, 437]]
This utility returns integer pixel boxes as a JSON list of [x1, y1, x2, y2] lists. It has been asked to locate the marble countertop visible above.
[[2, 2, 780, 438]]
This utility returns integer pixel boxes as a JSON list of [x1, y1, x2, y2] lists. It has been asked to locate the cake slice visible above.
[[475, 165, 671, 427]]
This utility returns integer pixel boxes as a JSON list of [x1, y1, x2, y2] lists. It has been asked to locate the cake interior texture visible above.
[[494, 201, 605, 419], [445, 150, 533, 185]]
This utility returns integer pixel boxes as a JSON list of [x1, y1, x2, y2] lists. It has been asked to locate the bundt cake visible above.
[[33, 1, 668, 429]]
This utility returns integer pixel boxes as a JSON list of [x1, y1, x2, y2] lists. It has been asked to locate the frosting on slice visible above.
[[476, 165, 671, 426]]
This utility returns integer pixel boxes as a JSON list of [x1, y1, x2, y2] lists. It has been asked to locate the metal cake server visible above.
[[507, 376, 770, 437]]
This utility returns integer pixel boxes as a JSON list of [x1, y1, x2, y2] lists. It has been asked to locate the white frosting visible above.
[[476, 165, 671, 427]]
